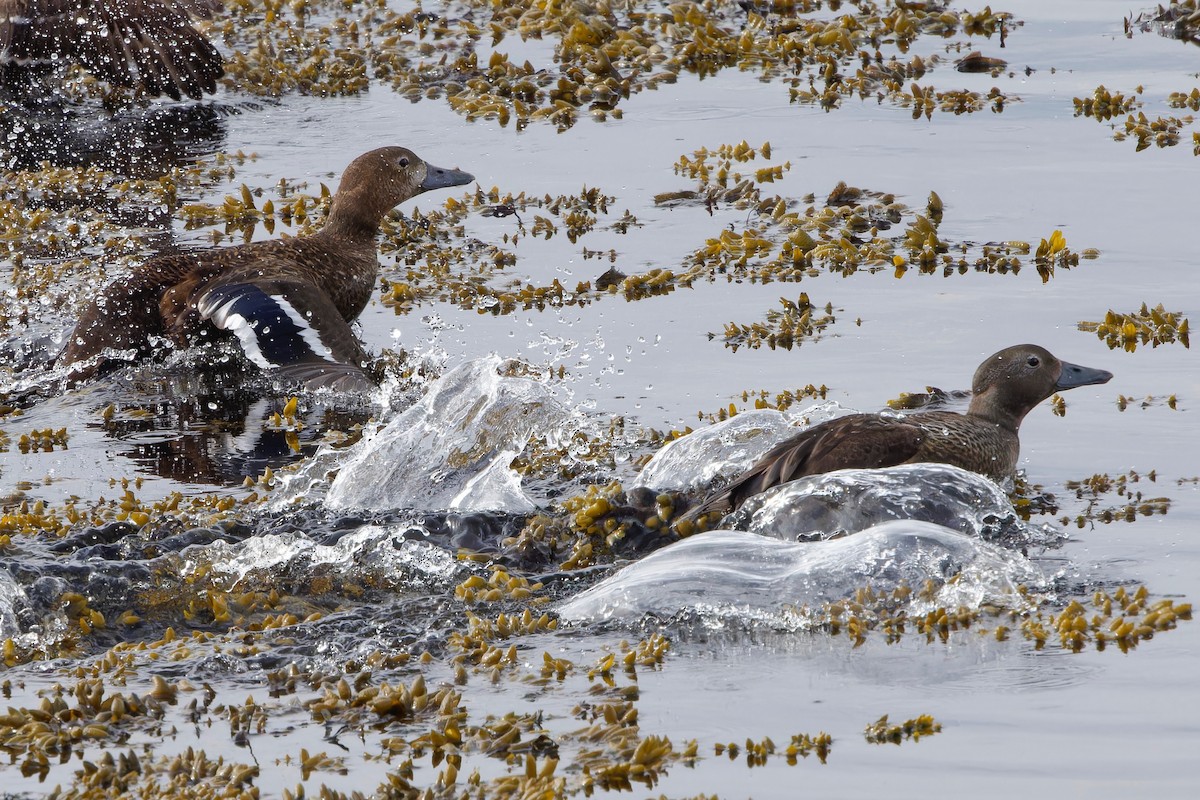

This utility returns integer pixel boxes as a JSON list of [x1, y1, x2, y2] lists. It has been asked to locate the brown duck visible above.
[[0, 0, 224, 100], [57, 146, 474, 390], [682, 345, 1112, 523]]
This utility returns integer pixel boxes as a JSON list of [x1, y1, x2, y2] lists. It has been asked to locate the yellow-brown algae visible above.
[[787, 731, 833, 764], [1079, 303, 1189, 351], [1073, 85, 1142, 120], [1060, 470, 1172, 528], [1116, 111, 1196, 150], [715, 293, 839, 351], [864, 714, 942, 744]]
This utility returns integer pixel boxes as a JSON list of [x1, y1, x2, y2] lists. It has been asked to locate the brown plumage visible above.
[[0, 0, 224, 100], [682, 345, 1113, 523], [58, 146, 474, 390]]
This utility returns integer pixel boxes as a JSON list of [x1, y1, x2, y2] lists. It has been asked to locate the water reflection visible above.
[[89, 374, 371, 487]]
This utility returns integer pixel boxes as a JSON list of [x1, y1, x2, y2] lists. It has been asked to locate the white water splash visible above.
[[727, 463, 1048, 544], [327, 356, 574, 512], [0, 568, 24, 640], [635, 401, 845, 491], [194, 526, 464, 587], [557, 521, 1044, 624]]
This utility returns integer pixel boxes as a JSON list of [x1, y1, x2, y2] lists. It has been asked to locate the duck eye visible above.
[[1026, 356, 1040, 367], [397, 157, 410, 168]]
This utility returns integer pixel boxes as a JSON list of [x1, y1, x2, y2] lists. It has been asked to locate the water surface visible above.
[[1, 1, 1197, 797]]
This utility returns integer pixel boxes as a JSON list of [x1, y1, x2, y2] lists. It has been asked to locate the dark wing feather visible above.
[[76, 0, 224, 99], [1, 0, 223, 99], [1, 0, 76, 66], [684, 413, 927, 522], [196, 272, 375, 393]]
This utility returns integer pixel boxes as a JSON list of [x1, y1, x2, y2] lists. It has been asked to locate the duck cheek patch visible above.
[[197, 283, 333, 369]]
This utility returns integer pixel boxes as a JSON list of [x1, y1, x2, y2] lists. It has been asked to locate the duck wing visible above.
[[195, 271, 375, 393], [684, 413, 925, 522], [78, 0, 224, 99], [1, 0, 224, 99]]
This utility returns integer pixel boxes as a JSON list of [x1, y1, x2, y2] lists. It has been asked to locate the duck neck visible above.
[[966, 389, 1024, 433], [320, 183, 392, 241]]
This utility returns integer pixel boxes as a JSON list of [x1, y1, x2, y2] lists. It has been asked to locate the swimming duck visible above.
[[0, 0, 224, 100], [682, 344, 1112, 523], [57, 146, 474, 390]]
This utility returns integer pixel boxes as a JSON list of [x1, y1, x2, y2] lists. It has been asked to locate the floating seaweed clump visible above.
[[777, 6, 1017, 113], [1046, 586, 1191, 653], [678, 385, 835, 434], [1128, 0, 1200, 42], [1168, 87, 1200, 111], [1032, 229, 1084, 283], [209, 0, 1026, 129], [658, 147, 1090, 290], [896, 83, 1010, 119], [1115, 394, 1179, 412], [179, 178, 328, 241], [662, 140, 787, 207], [724, 383, 831, 418], [864, 714, 941, 744], [1079, 303, 1189, 351], [217, 0, 371, 96], [1061, 470, 1172, 527], [734, 576, 1194, 656], [8, 427, 69, 454], [713, 293, 839, 351], [714, 732, 830, 767], [377, 184, 633, 315], [1073, 82, 1200, 154], [1073, 85, 1142, 121], [1115, 111, 1195, 151], [0, 475, 261, 542]]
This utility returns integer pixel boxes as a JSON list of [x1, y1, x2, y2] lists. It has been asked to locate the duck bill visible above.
[[421, 164, 474, 191], [1056, 360, 1113, 390]]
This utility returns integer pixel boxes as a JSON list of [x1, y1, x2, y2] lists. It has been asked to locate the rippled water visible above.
[[2, 0, 1198, 797]]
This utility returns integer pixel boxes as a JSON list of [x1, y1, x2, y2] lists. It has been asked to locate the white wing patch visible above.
[[274, 297, 334, 359], [197, 288, 334, 369]]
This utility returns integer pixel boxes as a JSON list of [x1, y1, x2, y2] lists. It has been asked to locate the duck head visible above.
[[968, 344, 1112, 430], [323, 146, 474, 238]]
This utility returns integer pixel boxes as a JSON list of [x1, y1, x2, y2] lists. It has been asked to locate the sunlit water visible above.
[[1, 1, 1198, 797]]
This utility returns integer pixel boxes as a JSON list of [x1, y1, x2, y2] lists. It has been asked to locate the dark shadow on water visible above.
[[1, 99, 231, 174]]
